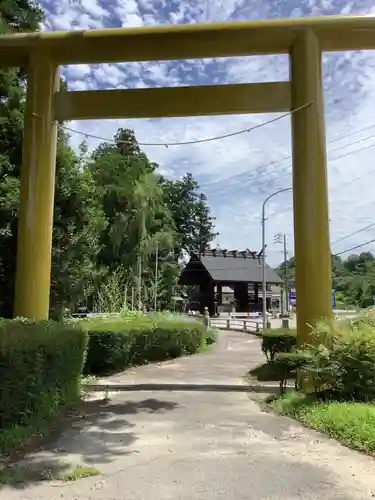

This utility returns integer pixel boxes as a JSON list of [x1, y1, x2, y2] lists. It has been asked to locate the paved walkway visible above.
[[3, 331, 375, 499]]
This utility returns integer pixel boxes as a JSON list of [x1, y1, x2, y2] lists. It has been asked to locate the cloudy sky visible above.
[[40, 0, 375, 266]]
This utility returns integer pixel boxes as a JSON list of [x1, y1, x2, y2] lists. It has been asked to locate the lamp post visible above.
[[154, 241, 159, 311], [261, 187, 292, 332]]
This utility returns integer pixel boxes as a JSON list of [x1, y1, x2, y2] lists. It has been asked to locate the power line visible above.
[[271, 230, 375, 262], [331, 222, 375, 245], [200, 154, 291, 189], [208, 138, 375, 200], [201, 123, 375, 191], [39, 101, 313, 148], [205, 134, 375, 197], [334, 237, 375, 256], [52, 107, 375, 200]]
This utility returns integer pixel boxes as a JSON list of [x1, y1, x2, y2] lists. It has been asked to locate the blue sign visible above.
[[289, 285, 336, 308], [332, 289, 336, 309], [289, 285, 296, 306], [373, 295, 375, 305]]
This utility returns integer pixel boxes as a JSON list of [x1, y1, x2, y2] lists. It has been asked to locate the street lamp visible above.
[[261, 187, 292, 331]]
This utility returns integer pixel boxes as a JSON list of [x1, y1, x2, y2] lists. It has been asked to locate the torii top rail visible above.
[[0, 15, 375, 66]]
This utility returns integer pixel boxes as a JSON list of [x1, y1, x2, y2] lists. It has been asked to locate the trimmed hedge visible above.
[[261, 328, 297, 361], [83, 316, 208, 375], [0, 319, 87, 454]]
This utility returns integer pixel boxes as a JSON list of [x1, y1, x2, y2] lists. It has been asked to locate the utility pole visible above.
[[137, 252, 142, 311], [274, 232, 289, 314], [154, 241, 159, 311], [261, 216, 267, 331], [137, 209, 145, 311], [284, 234, 289, 313], [261, 187, 292, 332]]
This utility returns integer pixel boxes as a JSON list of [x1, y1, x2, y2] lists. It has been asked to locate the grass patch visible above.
[[0, 463, 100, 486], [272, 391, 375, 455], [56, 464, 100, 482], [0, 466, 28, 485]]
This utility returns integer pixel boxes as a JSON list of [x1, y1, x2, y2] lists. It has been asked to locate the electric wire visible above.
[[35, 100, 313, 148], [334, 238, 375, 256], [206, 135, 375, 198], [331, 223, 375, 245], [200, 123, 375, 191]]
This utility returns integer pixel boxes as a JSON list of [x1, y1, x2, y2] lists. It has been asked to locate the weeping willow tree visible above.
[[131, 172, 175, 310]]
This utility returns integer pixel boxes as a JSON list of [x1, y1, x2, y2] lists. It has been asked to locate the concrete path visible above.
[[2, 331, 375, 499]]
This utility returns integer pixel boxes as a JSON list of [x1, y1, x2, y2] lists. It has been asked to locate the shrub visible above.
[[300, 319, 375, 401], [83, 315, 207, 375], [263, 319, 375, 401], [274, 352, 313, 393], [249, 352, 311, 395], [0, 319, 87, 454], [261, 328, 297, 362], [206, 327, 218, 346]]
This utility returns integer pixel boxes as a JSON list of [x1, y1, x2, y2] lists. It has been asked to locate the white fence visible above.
[[210, 316, 262, 333]]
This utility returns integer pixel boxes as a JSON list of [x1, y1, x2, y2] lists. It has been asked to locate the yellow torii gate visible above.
[[0, 15, 372, 342]]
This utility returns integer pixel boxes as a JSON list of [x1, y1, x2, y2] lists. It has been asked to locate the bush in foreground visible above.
[[254, 318, 375, 456], [255, 318, 375, 401], [83, 315, 209, 375], [273, 391, 375, 456], [0, 319, 87, 455], [261, 328, 297, 362], [290, 319, 375, 401]]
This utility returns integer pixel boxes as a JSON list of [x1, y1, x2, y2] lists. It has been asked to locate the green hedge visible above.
[[0, 319, 87, 454], [83, 316, 207, 375], [261, 328, 297, 362], [258, 318, 375, 401]]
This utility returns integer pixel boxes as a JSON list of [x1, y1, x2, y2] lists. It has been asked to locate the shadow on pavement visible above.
[[1, 397, 178, 490], [84, 382, 281, 394]]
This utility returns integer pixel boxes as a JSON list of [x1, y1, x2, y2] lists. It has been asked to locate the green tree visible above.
[[50, 131, 106, 317], [0, 0, 44, 316], [275, 251, 375, 309], [88, 129, 178, 309], [161, 173, 218, 258], [0, 1, 108, 317], [0, 1, 219, 316]]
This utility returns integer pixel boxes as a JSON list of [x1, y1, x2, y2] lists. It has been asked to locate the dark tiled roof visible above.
[[180, 249, 282, 284]]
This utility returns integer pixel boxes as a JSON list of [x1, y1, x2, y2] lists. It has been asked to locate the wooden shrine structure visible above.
[[179, 249, 282, 316]]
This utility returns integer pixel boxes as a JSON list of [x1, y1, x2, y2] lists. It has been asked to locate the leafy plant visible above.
[[300, 319, 375, 401], [0, 318, 88, 455], [82, 315, 207, 375], [261, 328, 297, 362]]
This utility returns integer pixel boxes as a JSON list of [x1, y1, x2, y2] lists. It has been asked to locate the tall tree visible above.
[[50, 132, 106, 317], [161, 173, 218, 258], [88, 128, 177, 308], [0, 0, 108, 317], [0, 1, 219, 315], [0, 0, 44, 316]]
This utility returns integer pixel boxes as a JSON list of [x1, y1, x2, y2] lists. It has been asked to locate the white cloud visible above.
[[40, 0, 375, 265]]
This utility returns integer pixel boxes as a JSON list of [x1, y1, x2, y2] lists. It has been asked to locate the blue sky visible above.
[[40, 0, 375, 266]]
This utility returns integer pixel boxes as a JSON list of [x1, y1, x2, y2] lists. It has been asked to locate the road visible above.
[[3, 331, 374, 499]]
